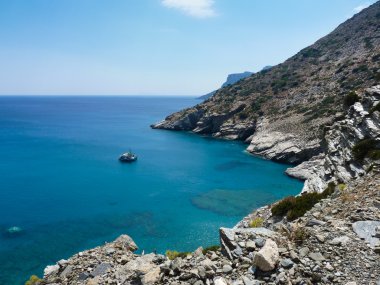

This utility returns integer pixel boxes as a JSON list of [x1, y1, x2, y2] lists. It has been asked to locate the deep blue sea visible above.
[[0, 96, 303, 285]]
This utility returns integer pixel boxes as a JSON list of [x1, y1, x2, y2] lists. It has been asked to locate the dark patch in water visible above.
[[214, 160, 251, 171], [191, 189, 275, 216]]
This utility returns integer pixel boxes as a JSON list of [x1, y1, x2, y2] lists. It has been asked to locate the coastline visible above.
[[39, 86, 380, 285]]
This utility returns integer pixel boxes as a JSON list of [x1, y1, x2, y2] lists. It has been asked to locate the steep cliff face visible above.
[[286, 86, 380, 193], [153, 2, 380, 163]]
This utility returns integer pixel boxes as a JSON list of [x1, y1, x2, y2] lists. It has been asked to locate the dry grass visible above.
[[249, 217, 264, 228]]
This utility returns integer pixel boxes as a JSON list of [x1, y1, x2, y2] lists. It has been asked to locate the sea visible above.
[[0, 96, 303, 284]]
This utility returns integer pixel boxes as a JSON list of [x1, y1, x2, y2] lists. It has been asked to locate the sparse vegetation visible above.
[[370, 103, 380, 114], [343, 91, 359, 107], [352, 64, 369, 74], [352, 138, 378, 161], [238, 111, 248, 120], [364, 37, 374, 49], [271, 196, 296, 217], [369, 149, 380, 160], [271, 183, 336, 221], [367, 164, 375, 173], [249, 217, 264, 228], [166, 250, 191, 260], [25, 275, 42, 285], [291, 227, 310, 245], [338, 183, 347, 191], [202, 245, 220, 254], [301, 47, 321, 58], [341, 191, 356, 203]]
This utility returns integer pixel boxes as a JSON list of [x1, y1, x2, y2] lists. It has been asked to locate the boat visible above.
[[119, 151, 138, 163]]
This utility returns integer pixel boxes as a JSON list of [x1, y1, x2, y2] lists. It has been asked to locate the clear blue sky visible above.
[[0, 0, 376, 95]]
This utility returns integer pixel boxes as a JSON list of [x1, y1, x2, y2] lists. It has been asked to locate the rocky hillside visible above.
[[153, 2, 380, 164], [285, 86, 380, 193]]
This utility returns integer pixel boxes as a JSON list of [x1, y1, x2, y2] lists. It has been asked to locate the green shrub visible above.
[[25, 275, 42, 285], [343, 91, 359, 107], [368, 150, 380, 160], [370, 103, 380, 114], [320, 182, 336, 198], [372, 54, 380, 62], [238, 112, 248, 120], [352, 138, 377, 161], [271, 196, 296, 217], [202, 245, 220, 254], [364, 37, 374, 49], [286, 193, 321, 221], [320, 96, 335, 106], [367, 164, 374, 173], [338, 183, 347, 191], [352, 65, 369, 74], [301, 48, 321, 58], [249, 217, 264, 228], [271, 183, 335, 221], [166, 250, 190, 260]]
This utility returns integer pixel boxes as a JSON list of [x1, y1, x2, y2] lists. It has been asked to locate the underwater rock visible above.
[[5, 226, 23, 236]]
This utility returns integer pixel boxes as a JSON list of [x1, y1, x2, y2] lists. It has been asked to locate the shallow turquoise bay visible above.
[[0, 96, 303, 284]]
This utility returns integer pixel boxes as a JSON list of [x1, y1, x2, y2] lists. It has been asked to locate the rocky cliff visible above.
[[153, 2, 380, 164], [286, 86, 380, 193]]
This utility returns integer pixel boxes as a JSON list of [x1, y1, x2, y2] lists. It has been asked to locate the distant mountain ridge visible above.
[[221, 72, 254, 88], [198, 71, 253, 100]]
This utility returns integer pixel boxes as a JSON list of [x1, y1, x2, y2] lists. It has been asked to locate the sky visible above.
[[0, 0, 377, 96]]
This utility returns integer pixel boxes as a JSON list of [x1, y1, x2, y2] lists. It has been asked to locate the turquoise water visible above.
[[0, 96, 303, 284]]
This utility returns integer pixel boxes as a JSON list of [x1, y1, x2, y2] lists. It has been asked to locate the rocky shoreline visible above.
[[39, 172, 380, 285], [37, 86, 380, 285]]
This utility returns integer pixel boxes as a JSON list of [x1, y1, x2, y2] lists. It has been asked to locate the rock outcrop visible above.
[[246, 118, 322, 164], [286, 86, 380, 193]]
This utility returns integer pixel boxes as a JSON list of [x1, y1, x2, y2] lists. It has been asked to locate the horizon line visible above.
[[0, 94, 199, 97]]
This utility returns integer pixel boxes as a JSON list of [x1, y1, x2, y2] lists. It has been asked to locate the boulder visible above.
[[309, 252, 325, 262], [253, 239, 279, 271], [329, 236, 350, 246], [43, 264, 60, 277], [90, 263, 112, 277], [352, 221, 380, 248], [141, 266, 160, 285], [114, 235, 138, 252]]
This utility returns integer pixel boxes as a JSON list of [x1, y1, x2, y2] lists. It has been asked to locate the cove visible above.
[[0, 96, 303, 284]]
